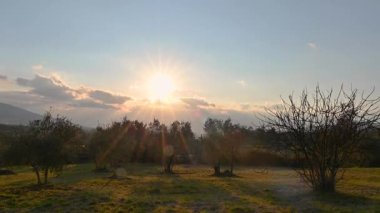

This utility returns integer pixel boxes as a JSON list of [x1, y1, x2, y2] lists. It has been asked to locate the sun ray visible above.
[[97, 122, 131, 166]]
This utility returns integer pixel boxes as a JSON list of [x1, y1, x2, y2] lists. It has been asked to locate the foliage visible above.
[[4, 112, 82, 184], [88, 118, 196, 174], [203, 118, 246, 176], [0, 124, 27, 168], [89, 118, 147, 171], [165, 121, 195, 173]]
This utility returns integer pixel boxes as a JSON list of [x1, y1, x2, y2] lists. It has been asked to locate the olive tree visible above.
[[6, 112, 81, 185], [89, 118, 142, 172], [263, 86, 380, 192]]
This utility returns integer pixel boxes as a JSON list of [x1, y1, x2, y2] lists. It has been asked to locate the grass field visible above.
[[0, 164, 380, 212]]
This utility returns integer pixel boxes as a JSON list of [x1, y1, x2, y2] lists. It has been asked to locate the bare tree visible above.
[[263, 86, 380, 192]]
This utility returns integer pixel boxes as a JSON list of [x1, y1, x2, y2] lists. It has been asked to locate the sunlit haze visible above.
[[0, 0, 379, 133], [147, 72, 176, 102]]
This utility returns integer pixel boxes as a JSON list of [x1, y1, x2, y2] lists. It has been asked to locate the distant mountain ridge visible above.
[[0, 103, 42, 125]]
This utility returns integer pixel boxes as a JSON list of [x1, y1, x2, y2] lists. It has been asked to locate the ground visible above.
[[0, 164, 379, 212]]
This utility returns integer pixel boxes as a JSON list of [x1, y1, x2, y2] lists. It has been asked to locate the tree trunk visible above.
[[32, 166, 41, 185], [214, 160, 221, 176], [230, 159, 234, 175], [164, 155, 174, 173], [44, 168, 49, 184], [314, 181, 335, 192], [312, 169, 336, 192], [230, 151, 234, 175]]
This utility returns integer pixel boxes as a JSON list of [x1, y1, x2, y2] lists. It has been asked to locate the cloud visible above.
[[70, 99, 115, 109], [0, 74, 7, 80], [32, 64, 44, 70], [89, 90, 131, 104], [16, 75, 75, 101], [181, 97, 215, 108], [236, 80, 246, 87], [0, 89, 264, 133], [1, 73, 271, 133], [15, 74, 131, 109], [307, 42, 317, 49], [240, 103, 250, 110]]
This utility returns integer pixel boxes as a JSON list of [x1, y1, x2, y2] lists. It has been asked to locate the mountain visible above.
[[0, 103, 42, 125]]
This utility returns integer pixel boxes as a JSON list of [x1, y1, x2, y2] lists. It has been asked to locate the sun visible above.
[[148, 72, 176, 102]]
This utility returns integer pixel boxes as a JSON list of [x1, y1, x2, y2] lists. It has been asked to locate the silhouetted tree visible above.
[[88, 126, 112, 171], [203, 118, 224, 175], [165, 121, 195, 173], [0, 134, 10, 169], [203, 118, 245, 176], [263, 86, 380, 192], [6, 112, 81, 185], [130, 121, 148, 163], [147, 119, 165, 163], [0, 124, 27, 170], [89, 117, 142, 172], [361, 128, 380, 166]]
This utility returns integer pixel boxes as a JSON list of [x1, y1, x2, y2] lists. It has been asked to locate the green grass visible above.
[[0, 164, 379, 212]]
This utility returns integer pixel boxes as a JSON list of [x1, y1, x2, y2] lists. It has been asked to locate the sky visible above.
[[0, 0, 379, 133]]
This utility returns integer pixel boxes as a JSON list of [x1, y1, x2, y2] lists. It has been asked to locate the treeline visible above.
[[0, 112, 379, 183], [1, 85, 378, 194]]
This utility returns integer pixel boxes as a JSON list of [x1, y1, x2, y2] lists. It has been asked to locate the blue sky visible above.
[[0, 0, 379, 132]]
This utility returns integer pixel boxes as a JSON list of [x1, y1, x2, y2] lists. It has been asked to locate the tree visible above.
[[165, 121, 195, 173], [221, 121, 245, 175], [203, 118, 245, 176], [203, 118, 224, 175], [0, 133, 10, 169], [89, 118, 142, 172], [147, 119, 165, 163], [263, 86, 380, 192], [0, 124, 27, 170], [6, 112, 81, 185]]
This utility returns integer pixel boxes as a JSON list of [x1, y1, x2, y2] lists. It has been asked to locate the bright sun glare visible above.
[[148, 73, 176, 102]]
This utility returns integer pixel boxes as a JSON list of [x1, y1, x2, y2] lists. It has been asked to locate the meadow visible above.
[[1, 164, 380, 212]]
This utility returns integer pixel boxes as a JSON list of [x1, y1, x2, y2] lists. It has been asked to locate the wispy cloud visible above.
[[0, 74, 7, 80], [180, 97, 215, 108], [32, 64, 44, 71], [236, 80, 246, 87], [307, 42, 317, 49], [15, 74, 131, 109], [240, 103, 250, 110], [89, 90, 131, 104]]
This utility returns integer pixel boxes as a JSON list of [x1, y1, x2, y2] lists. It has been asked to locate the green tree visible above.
[[88, 117, 154, 177], [203, 118, 245, 176], [6, 112, 81, 185], [165, 121, 195, 173]]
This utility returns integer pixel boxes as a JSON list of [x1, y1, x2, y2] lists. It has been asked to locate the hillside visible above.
[[0, 103, 41, 125]]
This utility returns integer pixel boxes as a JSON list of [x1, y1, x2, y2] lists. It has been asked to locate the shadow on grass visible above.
[[312, 191, 380, 210], [0, 184, 112, 212], [51, 165, 112, 185], [0, 169, 16, 175], [126, 177, 240, 212], [210, 173, 242, 178], [274, 187, 380, 212]]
